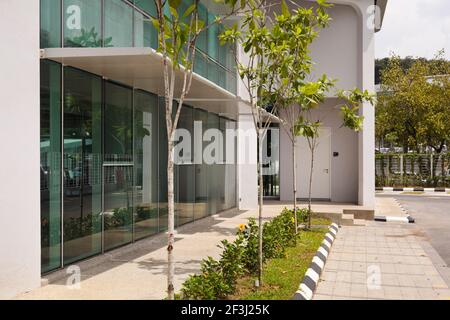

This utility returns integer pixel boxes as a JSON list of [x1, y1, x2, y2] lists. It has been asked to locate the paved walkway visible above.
[[17, 201, 349, 300], [314, 220, 450, 300], [17, 198, 450, 300]]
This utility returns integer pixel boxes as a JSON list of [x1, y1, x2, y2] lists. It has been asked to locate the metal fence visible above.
[[375, 153, 450, 187]]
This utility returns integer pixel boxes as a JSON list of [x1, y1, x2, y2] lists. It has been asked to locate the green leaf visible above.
[[169, 6, 179, 19], [168, 0, 182, 10], [281, 0, 290, 17], [183, 3, 196, 18], [150, 17, 160, 30]]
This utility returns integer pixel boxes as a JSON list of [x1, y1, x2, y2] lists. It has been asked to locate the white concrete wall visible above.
[[237, 103, 258, 210], [0, 0, 41, 299], [278, 0, 376, 207], [280, 99, 359, 203], [308, 2, 360, 93]]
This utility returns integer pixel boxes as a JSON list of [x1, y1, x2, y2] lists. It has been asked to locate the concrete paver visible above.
[[314, 221, 450, 300]]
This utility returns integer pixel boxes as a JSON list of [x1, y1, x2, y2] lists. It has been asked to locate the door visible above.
[[297, 127, 331, 200]]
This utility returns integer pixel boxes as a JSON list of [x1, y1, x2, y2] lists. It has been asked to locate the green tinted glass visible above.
[[63, 0, 102, 47], [40, 60, 62, 273]]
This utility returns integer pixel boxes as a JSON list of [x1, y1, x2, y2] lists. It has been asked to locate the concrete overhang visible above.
[[40, 47, 241, 120], [375, 0, 388, 32]]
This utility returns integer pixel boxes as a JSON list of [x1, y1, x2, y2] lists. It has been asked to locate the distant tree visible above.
[[375, 55, 446, 84], [376, 50, 450, 153]]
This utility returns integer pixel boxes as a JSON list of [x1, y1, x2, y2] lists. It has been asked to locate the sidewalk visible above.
[[314, 221, 450, 300], [17, 201, 345, 300]]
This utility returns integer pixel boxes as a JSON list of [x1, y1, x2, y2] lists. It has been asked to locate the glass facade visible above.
[[40, 0, 237, 94], [40, 0, 61, 48], [40, 61, 238, 273], [40, 60, 62, 273], [63, 67, 102, 264], [63, 0, 102, 47], [134, 90, 159, 240]]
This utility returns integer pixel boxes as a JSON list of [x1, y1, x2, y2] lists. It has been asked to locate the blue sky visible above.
[[375, 0, 450, 59]]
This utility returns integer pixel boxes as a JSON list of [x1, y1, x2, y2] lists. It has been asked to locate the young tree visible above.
[[220, 0, 273, 287], [220, 0, 332, 285], [298, 89, 374, 229], [294, 118, 321, 229], [265, 0, 332, 232], [150, 0, 244, 300]]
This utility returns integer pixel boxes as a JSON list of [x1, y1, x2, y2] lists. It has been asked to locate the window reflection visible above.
[[134, 90, 159, 239], [63, 67, 102, 264], [40, 60, 62, 273], [103, 81, 134, 249], [40, 59, 239, 272]]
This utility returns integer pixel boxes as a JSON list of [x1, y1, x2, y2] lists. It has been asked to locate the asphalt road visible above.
[[377, 194, 450, 266]]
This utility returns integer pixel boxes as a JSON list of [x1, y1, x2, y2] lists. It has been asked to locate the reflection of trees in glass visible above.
[[63, 214, 101, 241], [65, 27, 112, 47]]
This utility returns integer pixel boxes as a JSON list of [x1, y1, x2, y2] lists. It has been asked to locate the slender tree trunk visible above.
[[167, 138, 175, 300], [258, 128, 264, 287], [308, 143, 315, 230], [292, 137, 298, 233]]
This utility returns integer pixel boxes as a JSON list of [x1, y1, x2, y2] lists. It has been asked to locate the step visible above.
[[341, 213, 355, 226], [343, 209, 375, 221], [353, 219, 367, 226]]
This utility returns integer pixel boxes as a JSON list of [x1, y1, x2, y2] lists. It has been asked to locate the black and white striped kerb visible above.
[[374, 215, 415, 223], [376, 187, 449, 193], [292, 223, 339, 300]]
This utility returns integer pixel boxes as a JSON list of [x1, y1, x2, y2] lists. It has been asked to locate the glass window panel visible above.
[[134, 10, 158, 49], [207, 112, 220, 215], [103, 81, 133, 249], [103, 166, 133, 250], [158, 98, 176, 231], [207, 13, 219, 61], [196, 4, 208, 52], [217, 117, 227, 211], [134, 90, 159, 240], [207, 59, 219, 87], [175, 106, 195, 227], [63, 0, 102, 47], [41, 0, 61, 48], [133, 0, 157, 16], [104, 82, 133, 163], [41, 60, 62, 273], [63, 67, 102, 264], [194, 54, 207, 79], [224, 119, 237, 210], [104, 0, 133, 47], [194, 109, 208, 220]]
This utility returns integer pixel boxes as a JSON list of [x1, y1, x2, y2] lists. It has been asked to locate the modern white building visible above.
[[0, 0, 386, 299]]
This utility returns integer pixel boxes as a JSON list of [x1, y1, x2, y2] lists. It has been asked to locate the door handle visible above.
[[324, 169, 329, 173]]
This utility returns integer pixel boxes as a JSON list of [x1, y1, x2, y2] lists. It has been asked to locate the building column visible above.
[[357, 0, 376, 207], [0, 0, 41, 299], [237, 103, 258, 210]]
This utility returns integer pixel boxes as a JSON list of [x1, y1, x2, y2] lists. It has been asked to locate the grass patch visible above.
[[401, 191, 425, 195], [229, 227, 328, 300], [310, 217, 332, 226]]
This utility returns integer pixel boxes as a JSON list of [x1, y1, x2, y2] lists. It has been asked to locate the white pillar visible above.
[[0, 0, 41, 299], [237, 103, 258, 210], [357, 0, 376, 207]]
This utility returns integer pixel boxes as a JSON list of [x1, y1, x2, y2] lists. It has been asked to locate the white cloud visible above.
[[375, 0, 450, 59]]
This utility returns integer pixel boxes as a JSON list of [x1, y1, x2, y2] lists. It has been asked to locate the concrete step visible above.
[[353, 218, 367, 226], [341, 213, 355, 226], [343, 209, 375, 220]]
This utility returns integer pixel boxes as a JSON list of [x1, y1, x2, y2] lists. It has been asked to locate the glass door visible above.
[[103, 81, 134, 250], [63, 67, 102, 264]]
